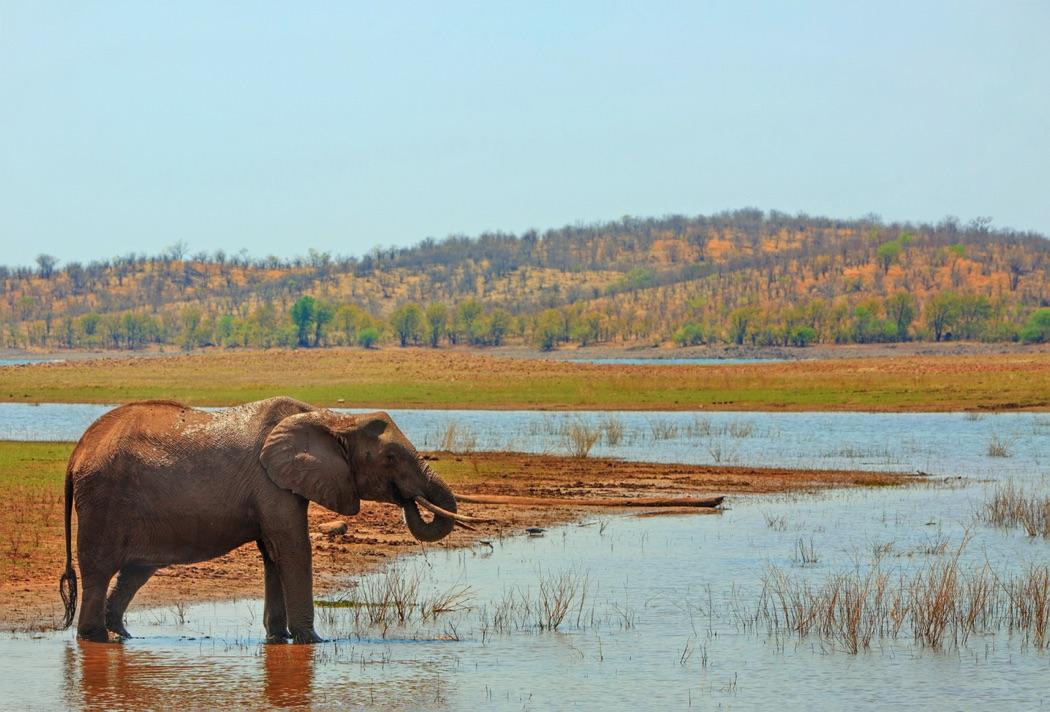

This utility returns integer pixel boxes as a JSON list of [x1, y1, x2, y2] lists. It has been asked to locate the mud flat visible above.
[[0, 444, 912, 630]]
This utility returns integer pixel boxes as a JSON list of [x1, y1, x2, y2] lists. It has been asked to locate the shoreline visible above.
[[2, 347, 1049, 411], [0, 449, 915, 632]]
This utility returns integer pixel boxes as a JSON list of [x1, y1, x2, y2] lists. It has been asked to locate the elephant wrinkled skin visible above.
[[58, 397, 459, 643]]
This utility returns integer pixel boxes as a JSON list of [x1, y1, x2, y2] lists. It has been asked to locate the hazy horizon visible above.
[[2, 2, 1048, 267]]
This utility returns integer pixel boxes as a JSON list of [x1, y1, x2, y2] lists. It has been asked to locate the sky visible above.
[[1, 1, 1048, 267]]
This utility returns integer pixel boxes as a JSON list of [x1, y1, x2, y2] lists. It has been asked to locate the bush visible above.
[[1020, 309, 1050, 344], [673, 322, 704, 346], [358, 327, 380, 348]]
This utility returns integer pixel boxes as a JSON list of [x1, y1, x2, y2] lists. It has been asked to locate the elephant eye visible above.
[[385, 452, 397, 465]]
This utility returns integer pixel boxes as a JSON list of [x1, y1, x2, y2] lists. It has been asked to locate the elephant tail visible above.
[[58, 465, 77, 629]]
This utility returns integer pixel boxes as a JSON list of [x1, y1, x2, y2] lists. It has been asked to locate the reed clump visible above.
[[565, 421, 600, 458], [439, 420, 477, 453], [981, 483, 1050, 538], [756, 543, 1050, 652]]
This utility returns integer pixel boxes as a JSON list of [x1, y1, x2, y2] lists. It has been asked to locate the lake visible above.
[[0, 403, 1047, 709]]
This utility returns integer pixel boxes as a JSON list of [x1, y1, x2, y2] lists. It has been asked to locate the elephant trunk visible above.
[[403, 473, 457, 542]]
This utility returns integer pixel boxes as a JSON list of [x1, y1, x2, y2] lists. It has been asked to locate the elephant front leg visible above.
[[260, 528, 322, 644], [257, 539, 291, 643]]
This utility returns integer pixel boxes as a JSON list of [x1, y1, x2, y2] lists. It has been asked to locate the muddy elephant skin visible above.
[[58, 397, 458, 643]]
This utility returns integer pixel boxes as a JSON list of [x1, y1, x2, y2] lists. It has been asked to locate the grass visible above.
[[565, 421, 600, 458], [2, 348, 1049, 410], [981, 483, 1050, 537], [757, 543, 1050, 652], [0, 441, 72, 579], [986, 433, 1013, 458]]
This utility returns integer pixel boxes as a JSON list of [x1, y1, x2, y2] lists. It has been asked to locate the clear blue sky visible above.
[[1, 1, 1047, 267]]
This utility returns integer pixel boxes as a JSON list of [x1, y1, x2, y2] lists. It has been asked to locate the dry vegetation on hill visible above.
[[4, 210, 1049, 351]]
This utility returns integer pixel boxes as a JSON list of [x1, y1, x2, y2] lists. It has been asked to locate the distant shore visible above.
[[2, 345, 1049, 411], [3, 339, 1046, 365]]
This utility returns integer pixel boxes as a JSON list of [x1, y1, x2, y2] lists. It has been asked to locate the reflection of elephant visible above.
[[65, 639, 315, 708], [59, 397, 468, 643]]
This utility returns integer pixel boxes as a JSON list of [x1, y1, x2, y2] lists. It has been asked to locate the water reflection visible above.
[[63, 640, 315, 710], [263, 644, 314, 708]]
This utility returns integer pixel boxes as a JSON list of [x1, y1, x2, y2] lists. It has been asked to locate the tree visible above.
[[876, 240, 902, 273], [312, 300, 334, 346], [534, 309, 565, 351], [728, 306, 757, 345], [1020, 309, 1050, 343], [358, 326, 380, 348], [36, 254, 59, 279], [487, 308, 513, 346], [884, 292, 916, 341], [456, 299, 483, 342], [425, 303, 448, 347], [290, 296, 317, 347], [925, 291, 960, 342], [673, 322, 704, 346], [390, 302, 424, 347]]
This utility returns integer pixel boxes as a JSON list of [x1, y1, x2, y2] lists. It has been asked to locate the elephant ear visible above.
[[260, 412, 360, 515]]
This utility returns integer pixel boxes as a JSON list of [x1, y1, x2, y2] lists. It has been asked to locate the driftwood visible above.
[[455, 494, 724, 509]]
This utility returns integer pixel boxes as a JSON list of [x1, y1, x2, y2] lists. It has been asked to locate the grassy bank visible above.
[[2, 348, 1049, 410]]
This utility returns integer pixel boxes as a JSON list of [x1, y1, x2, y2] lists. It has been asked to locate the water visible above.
[[0, 357, 65, 366], [1, 403, 1048, 708], [4, 403, 1048, 479], [3, 487, 1048, 710], [564, 357, 787, 366]]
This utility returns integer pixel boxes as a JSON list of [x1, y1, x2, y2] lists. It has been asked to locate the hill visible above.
[[3, 209, 1049, 351]]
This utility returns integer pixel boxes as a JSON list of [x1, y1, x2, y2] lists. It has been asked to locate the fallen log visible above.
[[455, 494, 725, 508]]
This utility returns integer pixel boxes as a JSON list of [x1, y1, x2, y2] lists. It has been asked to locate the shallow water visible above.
[[0, 357, 65, 366], [3, 403, 1048, 478], [4, 486, 1048, 710], [2, 403, 1048, 708]]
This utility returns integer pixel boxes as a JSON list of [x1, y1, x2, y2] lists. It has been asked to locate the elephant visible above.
[[58, 396, 472, 643]]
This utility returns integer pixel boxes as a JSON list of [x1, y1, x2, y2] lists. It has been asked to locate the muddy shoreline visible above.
[[0, 451, 913, 633]]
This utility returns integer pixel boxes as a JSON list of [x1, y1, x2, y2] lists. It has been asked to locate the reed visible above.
[[981, 483, 1050, 538], [757, 544, 1050, 652], [565, 421, 600, 458]]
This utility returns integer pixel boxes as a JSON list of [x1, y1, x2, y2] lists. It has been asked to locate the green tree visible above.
[[728, 306, 757, 345], [673, 322, 704, 346], [926, 291, 960, 342], [487, 308, 512, 346], [884, 292, 917, 341], [313, 300, 334, 346], [390, 302, 424, 347], [425, 303, 448, 348], [358, 326, 380, 348], [290, 296, 317, 347], [456, 299, 483, 342], [876, 240, 902, 273], [1020, 309, 1050, 343], [534, 309, 565, 351]]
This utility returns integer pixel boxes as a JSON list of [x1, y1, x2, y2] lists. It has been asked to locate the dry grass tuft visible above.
[[756, 541, 1050, 652], [981, 483, 1050, 538]]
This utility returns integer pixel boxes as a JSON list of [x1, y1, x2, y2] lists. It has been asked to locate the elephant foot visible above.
[[107, 624, 133, 639], [265, 630, 292, 644], [290, 629, 324, 644], [77, 626, 116, 643]]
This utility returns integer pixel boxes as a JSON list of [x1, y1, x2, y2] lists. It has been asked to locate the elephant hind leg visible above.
[[77, 564, 117, 642], [105, 564, 157, 638]]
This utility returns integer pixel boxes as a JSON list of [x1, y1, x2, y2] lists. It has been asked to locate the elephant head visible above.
[[259, 410, 465, 542]]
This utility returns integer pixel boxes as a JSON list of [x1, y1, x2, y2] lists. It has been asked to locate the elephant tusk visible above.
[[453, 520, 478, 532], [414, 497, 491, 524]]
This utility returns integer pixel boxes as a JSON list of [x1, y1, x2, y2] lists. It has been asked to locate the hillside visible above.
[[3, 209, 1049, 351]]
